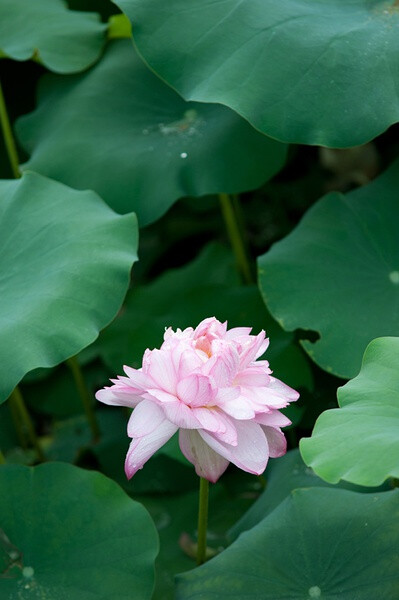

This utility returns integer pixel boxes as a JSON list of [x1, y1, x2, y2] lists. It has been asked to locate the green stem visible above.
[[0, 450, 6, 465], [219, 193, 253, 284], [231, 194, 249, 247], [0, 79, 20, 178], [9, 397, 28, 449], [9, 387, 45, 462], [196, 477, 209, 566], [67, 356, 100, 442]]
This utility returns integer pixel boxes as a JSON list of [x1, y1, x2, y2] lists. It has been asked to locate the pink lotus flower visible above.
[[96, 317, 299, 482]]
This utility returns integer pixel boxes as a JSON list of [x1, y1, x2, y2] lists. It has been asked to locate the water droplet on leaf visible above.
[[22, 566, 35, 578]]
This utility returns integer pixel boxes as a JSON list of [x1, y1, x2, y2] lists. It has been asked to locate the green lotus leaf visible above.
[[16, 39, 287, 226], [0, 463, 158, 599], [177, 488, 399, 599], [300, 337, 399, 487], [230, 449, 390, 540], [0, 0, 106, 73], [258, 159, 399, 378], [0, 172, 138, 404], [117, 0, 399, 147]]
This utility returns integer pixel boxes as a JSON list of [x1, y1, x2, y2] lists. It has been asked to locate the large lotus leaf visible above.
[[16, 39, 287, 226], [177, 488, 399, 600], [118, 0, 399, 147], [229, 449, 390, 540], [0, 172, 138, 404], [96, 243, 313, 391], [0, 463, 158, 599], [0, 0, 106, 73], [300, 337, 399, 487], [258, 159, 399, 378]]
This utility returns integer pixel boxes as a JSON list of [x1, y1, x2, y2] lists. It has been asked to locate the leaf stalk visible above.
[[0, 78, 20, 178], [67, 356, 100, 442], [9, 387, 45, 462], [219, 193, 253, 284]]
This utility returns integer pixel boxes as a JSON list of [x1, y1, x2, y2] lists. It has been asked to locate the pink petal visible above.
[[203, 341, 239, 386], [234, 366, 271, 387], [161, 336, 202, 376], [124, 419, 178, 479], [146, 388, 178, 404], [218, 394, 256, 420], [163, 326, 175, 341], [255, 410, 291, 428], [224, 327, 252, 339], [177, 374, 216, 407], [95, 386, 142, 408], [142, 348, 177, 394], [215, 386, 240, 404], [255, 360, 270, 368], [269, 376, 300, 402], [190, 407, 238, 445], [240, 385, 291, 410], [239, 331, 269, 368], [200, 420, 269, 475], [255, 337, 270, 360], [194, 317, 227, 339], [210, 410, 238, 445], [163, 326, 193, 343], [122, 366, 153, 392], [262, 426, 287, 458], [216, 387, 255, 421], [173, 343, 203, 379], [179, 429, 229, 483], [162, 400, 202, 429], [127, 399, 166, 438], [191, 407, 223, 432]]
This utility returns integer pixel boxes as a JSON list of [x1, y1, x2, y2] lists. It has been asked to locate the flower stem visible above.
[[0, 450, 6, 465], [196, 477, 209, 565], [67, 356, 100, 442], [9, 387, 45, 462], [0, 78, 20, 179], [219, 193, 253, 284]]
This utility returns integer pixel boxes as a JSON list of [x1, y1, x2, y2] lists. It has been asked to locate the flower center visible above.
[[195, 336, 212, 358]]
